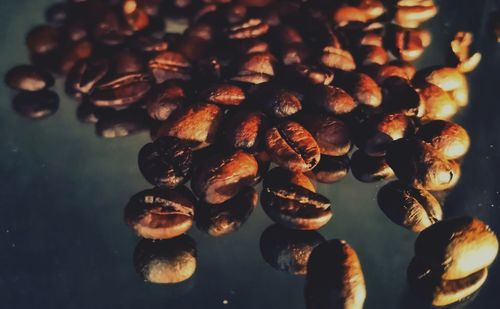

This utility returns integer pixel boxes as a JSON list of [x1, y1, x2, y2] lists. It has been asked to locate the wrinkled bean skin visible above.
[[222, 110, 268, 152]]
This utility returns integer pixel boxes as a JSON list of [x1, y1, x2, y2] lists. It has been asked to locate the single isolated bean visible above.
[[5, 65, 54, 92], [12, 90, 59, 119], [307, 155, 350, 184], [91, 73, 152, 108], [350, 150, 394, 183]]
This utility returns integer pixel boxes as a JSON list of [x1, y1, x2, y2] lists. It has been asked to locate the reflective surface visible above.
[[1, 0, 500, 308]]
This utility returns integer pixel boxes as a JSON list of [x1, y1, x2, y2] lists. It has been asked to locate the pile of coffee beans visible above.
[[4, 0, 498, 307]]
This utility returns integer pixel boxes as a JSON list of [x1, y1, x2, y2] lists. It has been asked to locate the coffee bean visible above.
[[350, 150, 394, 183], [232, 52, 276, 84], [148, 51, 192, 83], [45, 3, 68, 25], [305, 239, 366, 309], [196, 187, 257, 237], [261, 183, 332, 230], [333, 6, 368, 27], [265, 121, 321, 172], [198, 83, 246, 106], [382, 76, 423, 117], [416, 120, 470, 160], [386, 139, 461, 191], [261, 88, 302, 118], [417, 66, 469, 107], [222, 109, 269, 152], [26, 25, 61, 54], [389, 27, 431, 62], [320, 46, 356, 71], [260, 224, 325, 275], [312, 85, 357, 115], [389, 59, 417, 80], [125, 186, 195, 239], [363, 63, 410, 84], [264, 167, 316, 193], [5, 65, 54, 92], [58, 40, 93, 74], [95, 108, 151, 138], [65, 20, 88, 42], [356, 45, 389, 66], [300, 114, 351, 156], [416, 82, 458, 121], [156, 103, 223, 149], [12, 90, 59, 119], [138, 137, 193, 188], [133, 235, 197, 284], [123, 0, 150, 31], [377, 181, 442, 232], [394, 1, 437, 29], [191, 150, 259, 204], [415, 216, 498, 280], [66, 58, 109, 95], [132, 34, 169, 54], [76, 101, 112, 124], [287, 64, 334, 85], [228, 18, 269, 40], [91, 73, 152, 107], [307, 155, 350, 184], [113, 49, 145, 75], [334, 72, 382, 108], [146, 81, 186, 121]]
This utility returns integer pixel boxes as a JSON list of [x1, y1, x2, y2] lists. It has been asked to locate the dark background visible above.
[[0, 0, 499, 308]]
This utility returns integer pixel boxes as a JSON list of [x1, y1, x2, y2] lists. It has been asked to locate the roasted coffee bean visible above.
[[123, 0, 150, 31], [333, 6, 368, 27], [138, 137, 193, 188], [196, 187, 257, 237], [191, 150, 259, 204], [377, 181, 442, 232], [96, 108, 151, 138], [261, 183, 332, 230], [262, 88, 302, 118], [358, 113, 416, 157], [305, 239, 366, 309], [334, 72, 382, 108], [416, 82, 458, 121], [312, 85, 357, 115], [359, 0, 386, 20], [92, 10, 127, 46], [394, 1, 438, 28], [148, 51, 192, 83], [133, 235, 197, 284], [350, 150, 394, 183], [125, 187, 195, 239], [91, 73, 152, 107], [12, 90, 59, 119], [232, 52, 276, 84], [58, 40, 93, 74], [389, 60, 417, 80], [265, 121, 321, 172], [382, 77, 423, 117], [45, 3, 68, 25], [222, 109, 268, 152], [146, 81, 186, 121], [113, 49, 145, 75], [76, 101, 112, 124], [320, 46, 356, 71], [415, 216, 498, 280], [363, 63, 410, 84], [307, 155, 350, 184], [264, 167, 316, 193], [26, 25, 61, 54], [260, 224, 325, 275], [199, 84, 246, 106], [390, 27, 431, 62], [288, 64, 334, 85], [417, 66, 469, 107], [66, 58, 109, 95], [356, 45, 389, 66], [156, 103, 223, 149], [5, 65, 54, 92], [300, 114, 351, 156], [386, 139, 461, 191], [65, 20, 88, 42], [132, 34, 169, 54], [228, 18, 269, 40], [416, 120, 470, 160]]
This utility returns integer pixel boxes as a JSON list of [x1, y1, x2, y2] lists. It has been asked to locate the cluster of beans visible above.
[[4, 0, 498, 307]]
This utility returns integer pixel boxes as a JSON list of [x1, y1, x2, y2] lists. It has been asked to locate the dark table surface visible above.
[[1, 0, 500, 308]]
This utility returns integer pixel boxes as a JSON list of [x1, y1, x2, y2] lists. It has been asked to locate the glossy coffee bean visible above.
[[5, 65, 54, 92], [228, 18, 269, 40], [377, 181, 442, 232], [261, 183, 332, 230], [76, 101, 112, 124], [356, 45, 389, 66], [334, 72, 382, 108], [146, 81, 186, 121], [416, 120, 470, 160], [133, 235, 197, 284], [288, 64, 334, 85], [350, 150, 394, 183], [260, 224, 325, 275], [196, 187, 257, 237], [312, 85, 357, 115], [156, 103, 223, 149], [138, 137, 193, 188], [265, 121, 321, 172], [300, 114, 351, 156], [191, 150, 258, 204], [66, 58, 109, 95], [390, 27, 431, 62], [95, 108, 151, 138], [305, 239, 366, 309], [417, 82, 458, 121], [394, 1, 437, 29], [199, 84, 246, 107], [415, 216, 498, 280], [57, 40, 93, 75], [262, 88, 302, 118], [264, 167, 316, 193], [386, 139, 461, 191], [418, 66, 469, 107], [148, 51, 192, 83], [307, 155, 350, 184], [363, 63, 410, 84], [320, 46, 356, 71], [12, 90, 59, 119], [26, 25, 61, 54], [91, 73, 152, 107], [222, 110, 268, 152], [382, 77, 423, 117], [389, 60, 417, 80], [232, 52, 276, 84], [113, 49, 145, 75]]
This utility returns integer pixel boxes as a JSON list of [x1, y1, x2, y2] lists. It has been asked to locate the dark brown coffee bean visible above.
[[26, 25, 61, 54], [300, 114, 351, 156], [232, 52, 276, 84], [350, 150, 394, 183], [133, 235, 196, 284], [416, 82, 458, 121], [288, 64, 334, 85], [307, 155, 350, 184], [265, 121, 321, 172], [76, 101, 112, 124], [196, 187, 257, 237], [191, 150, 258, 204], [125, 187, 195, 239], [132, 34, 169, 54], [222, 110, 268, 152], [45, 3, 68, 25], [95, 108, 151, 138], [382, 76, 423, 117], [415, 216, 498, 280], [92, 10, 128, 46], [363, 63, 410, 84], [260, 224, 325, 275], [320, 46, 356, 71], [148, 51, 192, 83], [312, 85, 357, 115], [5, 65, 54, 92], [394, 2, 437, 29], [58, 40, 93, 74], [261, 183, 332, 230], [156, 103, 223, 149], [334, 72, 382, 108], [146, 81, 186, 121], [389, 60, 417, 80], [65, 20, 88, 42], [91, 73, 152, 108], [305, 239, 366, 309], [113, 49, 145, 75], [228, 18, 269, 40], [12, 90, 59, 119], [416, 120, 470, 160], [66, 58, 109, 95], [377, 181, 442, 232], [264, 167, 316, 193], [138, 137, 193, 188], [123, 0, 150, 31], [262, 88, 302, 118], [386, 139, 461, 191], [390, 27, 431, 62], [199, 84, 246, 106], [356, 45, 389, 66]]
